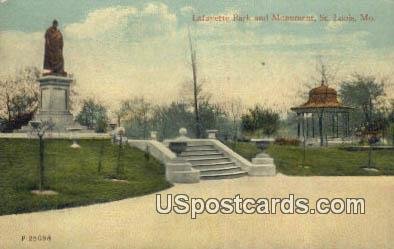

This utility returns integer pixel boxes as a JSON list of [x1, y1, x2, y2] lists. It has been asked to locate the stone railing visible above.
[[128, 138, 200, 184], [0, 132, 109, 139], [129, 128, 276, 183], [164, 138, 276, 176], [128, 139, 176, 164]]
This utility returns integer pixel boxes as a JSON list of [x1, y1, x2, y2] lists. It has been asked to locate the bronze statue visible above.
[[43, 20, 66, 76]]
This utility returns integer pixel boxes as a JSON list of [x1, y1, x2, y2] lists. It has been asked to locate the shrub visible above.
[[241, 105, 280, 136], [274, 137, 300, 146]]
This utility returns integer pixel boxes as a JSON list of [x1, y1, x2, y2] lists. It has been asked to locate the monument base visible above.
[[19, 75, 87, 133], [34, 111, 75, 131]]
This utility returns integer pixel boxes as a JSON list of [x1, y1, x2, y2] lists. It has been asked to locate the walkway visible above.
[[0, 175, 392, 249]]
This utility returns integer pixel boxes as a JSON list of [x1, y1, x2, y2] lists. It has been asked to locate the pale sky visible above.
[[1, 0, 393, 114]]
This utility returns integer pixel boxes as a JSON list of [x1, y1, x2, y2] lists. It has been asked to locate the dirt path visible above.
[[1, 175, 393, 249]]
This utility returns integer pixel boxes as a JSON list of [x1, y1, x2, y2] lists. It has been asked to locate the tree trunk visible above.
[[39, 135, 45, 191]]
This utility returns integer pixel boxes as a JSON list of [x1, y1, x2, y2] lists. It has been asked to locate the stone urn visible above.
[[67, 127, 83, 148], [109, 123, 117, 131], [251, 138, 274, 151], [169, 141, 187, 156]]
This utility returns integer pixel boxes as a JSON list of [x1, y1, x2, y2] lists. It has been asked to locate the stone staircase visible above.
[[180, 143, 247, 180]]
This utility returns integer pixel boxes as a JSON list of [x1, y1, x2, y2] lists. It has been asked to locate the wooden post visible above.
[[188, 30, 201, 138]]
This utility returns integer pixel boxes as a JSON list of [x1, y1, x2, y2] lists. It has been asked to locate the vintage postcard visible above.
[[0, 0, 393, 248]]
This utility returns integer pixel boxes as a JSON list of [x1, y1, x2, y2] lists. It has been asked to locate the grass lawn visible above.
[[0, 138, 171, 216], [225, 142, 263, 161], [226, 142, 394, 176]]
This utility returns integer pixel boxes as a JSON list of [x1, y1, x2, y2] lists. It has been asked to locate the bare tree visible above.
[[313, 55, 338, 86], [219, 97, 245, 141], [297, 55, 339, 100], [179, 78, 210, 104], [114, 103, 130, 127], [0, 67, 40, 130]]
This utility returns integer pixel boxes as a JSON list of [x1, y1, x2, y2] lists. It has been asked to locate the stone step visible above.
[[187, 143, 214, 147], [181, 151, 223, 157], [192, 162, 237, 170], [191, 161, 235, 167], [181, 154, 225, 160], [169, 141, 249, 180], [186, 156, 229, 162], [198, 165, 242, 174], [200, 171, 248, 180], [185, 145, 215, 151], [188, 158, 232, 165], [184, 149, 219, 154]]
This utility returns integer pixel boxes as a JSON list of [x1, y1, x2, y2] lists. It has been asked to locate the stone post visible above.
[[150, 131, 158, 141], [206, 129, 218, 139]]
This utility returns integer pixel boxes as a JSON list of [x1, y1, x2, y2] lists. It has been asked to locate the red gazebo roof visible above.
[[291, 82, 352, 112]]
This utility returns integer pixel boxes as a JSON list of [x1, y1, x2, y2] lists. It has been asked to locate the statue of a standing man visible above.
[[43, 20, 66, 76]]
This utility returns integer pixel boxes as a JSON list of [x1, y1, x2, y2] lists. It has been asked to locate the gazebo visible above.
[[291, 81, 353, 146]]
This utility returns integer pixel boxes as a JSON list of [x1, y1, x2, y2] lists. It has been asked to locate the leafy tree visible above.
[[241, 105, 280, 137], [390, 123, 394, 145], [198, 99, 228, 138], [117, 97, 153, 139], [339, 74, 386, 130], [76, 99, 108, 132], [0, 67, 40, 131], [125, 99, 229, 140], [386, 100, 394, 144], [150, 102, 194, 139], [388, 100, 394, 123]]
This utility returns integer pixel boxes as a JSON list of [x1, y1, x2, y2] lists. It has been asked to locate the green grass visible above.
[[226, 142, 394, 176], [225, 142, 263, 161], [0, 138, 171, 216]]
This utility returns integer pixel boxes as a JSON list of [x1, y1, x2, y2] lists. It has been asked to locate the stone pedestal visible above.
[[165, 158, 200, 183], [150, 131, 158, 140], [249, 153, 276, 176], [34, 75, 75, 131], [206, 129, 218, 139]]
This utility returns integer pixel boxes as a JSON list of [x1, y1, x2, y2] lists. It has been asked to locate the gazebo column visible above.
[[346, 112, 350, 137], [297, 113, 301, 138], [306, 114, 309, 138], [319, 112, 324, 146], [302, 113, 305, 140], [336, 113, 339, 138], [331, 113, 335, 137], [312, 113, 315, 138]]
